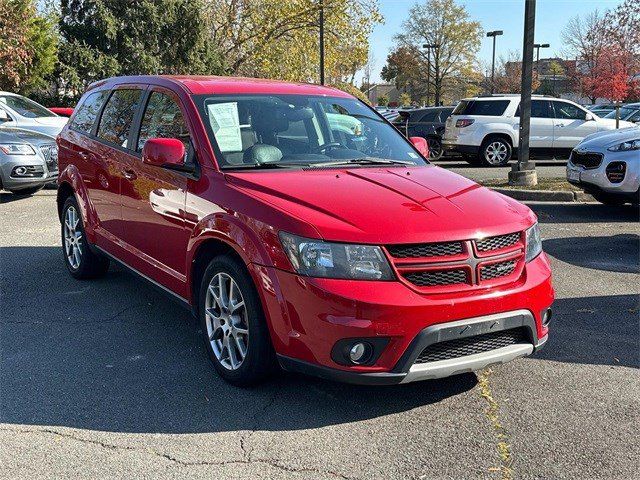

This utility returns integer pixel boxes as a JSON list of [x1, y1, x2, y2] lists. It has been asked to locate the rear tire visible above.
[[199, 255, 277, 386], [61, 196, 110, 279], [426, 138, 443, 160], [479, 137, 512, 167]]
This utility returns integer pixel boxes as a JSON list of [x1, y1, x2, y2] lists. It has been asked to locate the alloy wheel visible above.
[[484, 141, 509, 165], [205, 272, 249, 370], [64, 206, 83, 269], [427, 139, 443, 160]]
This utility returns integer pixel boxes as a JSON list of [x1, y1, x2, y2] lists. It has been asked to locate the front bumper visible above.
[[566, 150, 640, 194], [254, 253, 553, 385], [279, 309, 547, 385], [0, 154, 57, 191], [442, 142, 480, 156]]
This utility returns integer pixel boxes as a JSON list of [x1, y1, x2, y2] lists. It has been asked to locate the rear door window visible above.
[[451, 100, 509, 116], [97, 89, 143, 149], [69, 91, 109, 134], [552, 101, 587, 120]]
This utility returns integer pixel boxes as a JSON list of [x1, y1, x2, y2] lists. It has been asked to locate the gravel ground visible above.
[[1, 190, 638, 480]]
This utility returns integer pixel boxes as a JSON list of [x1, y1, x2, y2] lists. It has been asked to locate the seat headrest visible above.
[[243, 144, 283, 164]]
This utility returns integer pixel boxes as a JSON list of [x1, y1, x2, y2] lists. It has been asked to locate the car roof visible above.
[[88, 75, 353, 98], [0, 91, 20, 96]]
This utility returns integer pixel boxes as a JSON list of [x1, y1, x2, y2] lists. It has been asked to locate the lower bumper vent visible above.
[[414, 328, 528, 364]]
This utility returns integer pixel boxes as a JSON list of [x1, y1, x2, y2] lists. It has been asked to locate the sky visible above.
[[359, 0, 624, 84]]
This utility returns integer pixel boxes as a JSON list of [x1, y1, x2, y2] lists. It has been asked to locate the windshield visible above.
[[604, 107, 638, 120], [194, 94, 427, 169], [0, 94, 56, 118]]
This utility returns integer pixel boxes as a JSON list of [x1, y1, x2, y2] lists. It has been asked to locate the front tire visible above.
[[61, 196, 110, 279], [199, 255, 277, 386], [479, 137, 512, 167]]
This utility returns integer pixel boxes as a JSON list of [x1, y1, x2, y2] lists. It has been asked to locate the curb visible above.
[[491, 187, 595, 203]]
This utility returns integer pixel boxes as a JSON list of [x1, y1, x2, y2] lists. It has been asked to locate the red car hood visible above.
[[227, 165, 536, 244]]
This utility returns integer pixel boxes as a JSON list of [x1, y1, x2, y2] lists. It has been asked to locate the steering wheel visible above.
[[316, 142, 346, 153]]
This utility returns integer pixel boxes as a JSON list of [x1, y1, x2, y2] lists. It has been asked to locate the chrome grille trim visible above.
[[39, 144, 58, 172]]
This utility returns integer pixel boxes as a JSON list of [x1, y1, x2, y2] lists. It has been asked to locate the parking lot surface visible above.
[[432, 158, 567, 183], [1, 190, 638, 479]]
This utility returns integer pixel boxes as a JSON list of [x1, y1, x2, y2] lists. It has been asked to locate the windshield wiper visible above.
[[310, 157, 416, 167], [221, 163, 294, 170]]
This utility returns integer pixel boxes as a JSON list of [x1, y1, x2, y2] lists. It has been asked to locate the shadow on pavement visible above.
[[536, 294, 639, 370], [0, 246, 476, 434], [543, 234, 640, 273], [531, 203, 639, 224]]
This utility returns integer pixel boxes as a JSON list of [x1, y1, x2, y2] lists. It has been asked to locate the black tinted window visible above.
[[97, 89, 143, 148], [553, 102, 586, 120], [137, 92, 190, 152], [417, 110, 439, 122], [69, 91, 109, 133], [515, 100, 552, 118], [452, 100, 509, 116]]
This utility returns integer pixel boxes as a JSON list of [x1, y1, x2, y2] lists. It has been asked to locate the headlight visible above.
[[607, 139, 640, 151], [279, 232, 394, 280], [0, 143, 36, 155], [525, 222, 542, 263]]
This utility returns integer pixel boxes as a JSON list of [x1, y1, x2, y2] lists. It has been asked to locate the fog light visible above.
[[15, 166, 27, 176], [349, 342, 372, 364], [542, 308, 552, 327]]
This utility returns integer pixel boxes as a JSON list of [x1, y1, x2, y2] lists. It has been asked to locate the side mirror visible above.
[[142, 138, 185, 168], [585, 112, 595, 121], [410, 136, 430, 158]]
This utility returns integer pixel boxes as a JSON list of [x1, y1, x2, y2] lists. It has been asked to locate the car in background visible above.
[[0, 127, 58, 195], [566, 127, 639, 206], [443, 94, 636, 167], [585, 104, 616, 117], [0, 92, 68, 138], [380, 108, 399, 121], [48, 107, 74, 117], [392, 106, 454, 159], [603, 103, 640, 124]]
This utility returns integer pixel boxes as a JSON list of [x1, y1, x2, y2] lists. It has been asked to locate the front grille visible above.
[[570, 151, 603, 169], [414, 328, 528, 363], [404, 269, 467, 287], [387, 241, 463, 258], [480, 259, 517, 281], [475, 232, 520, 252], [39, 144, 58, 172]]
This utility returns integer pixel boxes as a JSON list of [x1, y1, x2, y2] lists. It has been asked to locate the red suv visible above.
[[56, 76, 553, 386]]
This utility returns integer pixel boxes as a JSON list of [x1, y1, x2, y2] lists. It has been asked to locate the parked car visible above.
[[603, 103, 640, 124], [585, 104, 616, 117], [56, 75, 553, 386], [392, 106, 455, 159], [380, 109, 399, 121], [0, 92, 68, 138], [0, 127, 58, 195], [566, 127, 639, 205], [442, 94, 636, 167], [48, 107, 74, 117]]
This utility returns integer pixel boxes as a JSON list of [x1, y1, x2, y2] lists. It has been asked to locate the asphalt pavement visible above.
[[432, 158, 567, 183], [1, 190, 638, 479]]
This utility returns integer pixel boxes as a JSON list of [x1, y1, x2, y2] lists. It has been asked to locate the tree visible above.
[[590, 47, 640, 102], [492, 51, 541, 94], [377, 95, 389, 106], [381, 45, 425, 102], [0, 0, 57, 94], [391, 0, 482, 105], [399, 92, 412, 106], [204, 0, 382, 84], [58, 0, 224, 96]]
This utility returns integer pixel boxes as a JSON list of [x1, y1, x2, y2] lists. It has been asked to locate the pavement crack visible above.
[[477, 368, 514, 480], [240, 384, 282, 461], [0, 426, 355, 478]]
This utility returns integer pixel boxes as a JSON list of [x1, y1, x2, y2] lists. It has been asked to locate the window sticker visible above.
[[207, 102, 242, 152]]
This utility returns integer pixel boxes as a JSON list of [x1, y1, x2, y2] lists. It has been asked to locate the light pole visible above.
[[533, 42, 549, 75], [422, 43, 439, 106], [486, 30, 503, 94], [509, 0, 537, 187]]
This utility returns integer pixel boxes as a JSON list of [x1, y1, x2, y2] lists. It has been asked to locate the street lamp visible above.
[[533, 42, 549, 74], [422, 43, 439, 106], [486, 30, 503, 94], [319, 0, 325, 85]]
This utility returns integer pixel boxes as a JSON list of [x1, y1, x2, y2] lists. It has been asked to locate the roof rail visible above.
[[477, 93, 556, 98]]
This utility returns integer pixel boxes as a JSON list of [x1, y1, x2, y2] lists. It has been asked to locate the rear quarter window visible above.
[[452, 100, 510, 116], [69, 91, 109, 134]]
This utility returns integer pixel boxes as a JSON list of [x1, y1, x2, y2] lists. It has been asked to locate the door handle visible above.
[[122, 168, 137, 180]]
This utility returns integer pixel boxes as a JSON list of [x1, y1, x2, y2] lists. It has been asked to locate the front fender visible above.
[[57, 164, 99, 243]]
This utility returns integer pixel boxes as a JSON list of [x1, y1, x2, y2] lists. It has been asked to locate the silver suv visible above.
[[443, 95, 636, 167], [0, 92, 68, 138]]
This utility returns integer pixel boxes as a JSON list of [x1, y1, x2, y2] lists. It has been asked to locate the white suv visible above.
[[442, 95, 636, 167]]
